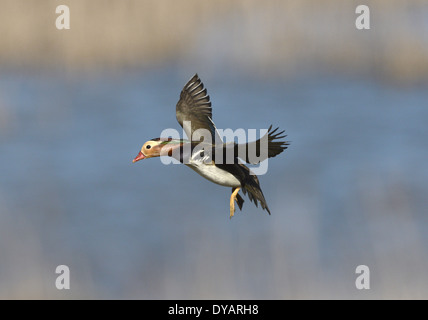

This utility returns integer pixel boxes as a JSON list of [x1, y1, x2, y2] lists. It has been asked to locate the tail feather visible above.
[[242, 183, 271, 214], [218, 161, 273, 215], [239, 164, 271, 214]]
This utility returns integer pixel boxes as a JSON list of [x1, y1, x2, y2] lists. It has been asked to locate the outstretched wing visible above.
[[235, 125, 289, 164], [176, 74, 222, 144]]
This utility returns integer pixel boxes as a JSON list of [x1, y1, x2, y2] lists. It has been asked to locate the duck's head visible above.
[[133, 138, 181, 163], [133, 140, 164, 162]]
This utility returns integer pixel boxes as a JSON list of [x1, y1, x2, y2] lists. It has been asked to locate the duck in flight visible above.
[[133, 74, 289, 218]]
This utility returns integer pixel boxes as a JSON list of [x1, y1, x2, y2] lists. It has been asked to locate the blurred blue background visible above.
[[0, 0, 428, 299]]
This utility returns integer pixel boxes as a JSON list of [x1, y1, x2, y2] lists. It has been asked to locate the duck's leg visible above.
[[230, 187, 241, 219]]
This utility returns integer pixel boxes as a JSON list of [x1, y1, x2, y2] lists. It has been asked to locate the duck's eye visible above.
[[146, 145, 151, 150]]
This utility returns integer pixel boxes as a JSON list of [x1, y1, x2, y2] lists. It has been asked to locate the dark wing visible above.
[[235, 125, 289, 164], [176, 74, 222, 144]]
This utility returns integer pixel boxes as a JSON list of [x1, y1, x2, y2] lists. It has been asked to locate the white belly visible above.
[[186, 163, 241, 188]]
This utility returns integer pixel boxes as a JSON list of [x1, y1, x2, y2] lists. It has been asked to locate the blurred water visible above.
[[0, 69, 428, 298]]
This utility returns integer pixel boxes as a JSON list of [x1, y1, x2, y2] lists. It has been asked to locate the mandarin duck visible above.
[[133, 74, 289, 218]]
